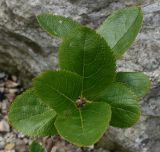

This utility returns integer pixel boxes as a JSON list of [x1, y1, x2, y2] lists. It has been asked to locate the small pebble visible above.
[[0, 83, 4, 87], [5, 94, 16, 102], [0, 143, 5, 150], [0, 73, 5, 80], [17, 133, 25, 138], [15, 140, 27, 152], [11, 76, 17, 82], [0, 72, 112, 152], [1, 101, 8, 114], [6, 150, 15, 152], [0, 87, 4, 92], [5, 81, 19, 88], [8, 89, 18, 94], [5, 143, 15, 151], [0, 120, 10, 132], [5, 133, 16, 143]]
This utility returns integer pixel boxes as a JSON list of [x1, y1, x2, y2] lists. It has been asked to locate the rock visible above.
[[15, 140, 27, 152], [8, 88, 18, 94], [11, 75, 17, 82], [0, 137, 5, 150], [5, 80, 19, 88], [1, 100, 8, 114], [5, 150, 15, 152], [0, 0, 160, 152], [97, 2, 160, 150], [15, 144, 27, 152], [97, 2, 160, 151], [5, 133, 16, 143], [0, 120, 10, 132], [17, 133, 25, 139], [0, 0, 147, 87], [0, 73, 5, 80], [0, 87, 4, 92], [0, 83, 4, 87], [0, 141, 5, 150], [5, 143, 15, 151]]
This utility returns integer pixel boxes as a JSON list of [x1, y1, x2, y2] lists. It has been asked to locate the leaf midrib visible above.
[[39, 80, 86, 133], [112, 8, 141, 51], [81, 33, 87, 96], [111, 106, 138, 115], [78, 109, 85, 134], [39, 81, 75, 104]]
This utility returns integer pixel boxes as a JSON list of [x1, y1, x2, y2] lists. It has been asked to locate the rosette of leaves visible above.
[[8, 7, 150, 147]]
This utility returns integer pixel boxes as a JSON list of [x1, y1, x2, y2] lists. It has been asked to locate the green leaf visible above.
[[97, 7, 143, 58], [116, 72, 150, 98], [95, 83, 140, 128], [37, 14, 81, 38], [29, 142, 44, 152], [34, 70, 112, 146], [8, 89, 57, 137], [59, 27, 116, 98], [34, 70, 82, 114], [55, 102, 111, 146]]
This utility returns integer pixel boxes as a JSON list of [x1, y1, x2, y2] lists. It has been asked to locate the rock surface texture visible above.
[[0, 0, 160, 152]]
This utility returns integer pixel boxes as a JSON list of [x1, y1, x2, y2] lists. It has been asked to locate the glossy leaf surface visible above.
[[8, 8, 147, 147], [55, 102, 111, 146], [59, 27, 116, 98], [97, 7, 143, 58], [37, 14, 81, 38], [95, 83, 140, 128], [116, 72, 150, 98], [8, 89, 57, 136], [34, 70, 82, 113], [34, 71, 112, 146]]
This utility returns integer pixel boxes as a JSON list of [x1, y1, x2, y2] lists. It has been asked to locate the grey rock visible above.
[[0, 72, 5, 79], [15, 140, 27, 152], [0, 137, 5, 150], [0, 120, 10, 132], [0, 0, 160, 152], [99, 2, 160, 151], [5, 133, 16, 143], [0, 0, 141, 86], [5, 150, 15, 152], [0, 141, 5, 150], [1, 100, 10, 114], [5, 143, 15, 151]]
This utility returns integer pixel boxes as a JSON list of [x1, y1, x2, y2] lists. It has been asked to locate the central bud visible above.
[[76, 96, 87, 108]]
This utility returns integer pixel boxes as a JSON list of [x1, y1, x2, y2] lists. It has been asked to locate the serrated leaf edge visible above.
[[116, 72, 151, 99], [54, 102, 112, 147], [36, 14, 81, 39], [8, 88, 57, 137]]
